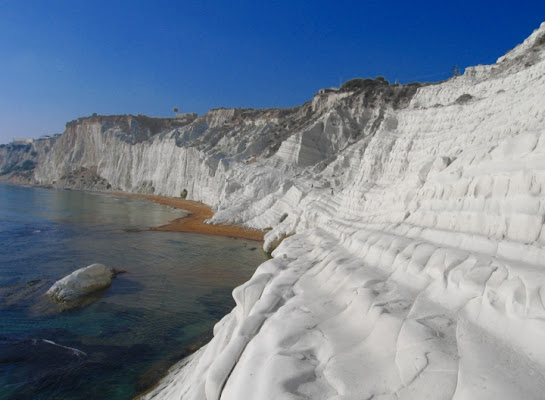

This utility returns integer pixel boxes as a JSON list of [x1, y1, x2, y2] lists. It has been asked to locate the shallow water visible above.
[[0, 183, 266, 399]]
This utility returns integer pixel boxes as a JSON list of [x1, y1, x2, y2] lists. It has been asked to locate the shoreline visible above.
[[122, 193, 265, 398], [4, 182, 260, 399], [116, 192, 265, 242], [1, 183, 265, 398], [0, 182, 264, 242]]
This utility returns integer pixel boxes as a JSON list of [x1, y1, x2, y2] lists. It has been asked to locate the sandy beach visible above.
[[118, 193, 265, 242]]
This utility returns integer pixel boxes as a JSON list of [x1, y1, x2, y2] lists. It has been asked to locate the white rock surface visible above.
[[25, 22, 545, 400], [46, 263, 115, 303]]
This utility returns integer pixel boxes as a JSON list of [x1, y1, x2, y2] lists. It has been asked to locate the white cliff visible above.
[[10, 22, 545, 399]]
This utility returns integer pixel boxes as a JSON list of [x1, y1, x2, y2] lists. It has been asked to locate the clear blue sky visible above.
[[0, 1, 544, 144]]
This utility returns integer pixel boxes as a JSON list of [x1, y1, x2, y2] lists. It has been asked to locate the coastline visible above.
[[121, 193, 266, 398], [0, 183, 265, 242], [116, 193, 265, 242], [0, 182, 266, 398]]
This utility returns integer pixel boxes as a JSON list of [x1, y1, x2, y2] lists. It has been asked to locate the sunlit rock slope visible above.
[[142, 23, 545, 400], [5, 22, 545, 400]]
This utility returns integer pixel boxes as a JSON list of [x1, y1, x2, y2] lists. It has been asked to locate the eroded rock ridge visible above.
[[3, 22, 545, 400]]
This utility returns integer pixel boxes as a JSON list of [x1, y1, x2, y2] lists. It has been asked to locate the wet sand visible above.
[[118, 193, 265, 242]]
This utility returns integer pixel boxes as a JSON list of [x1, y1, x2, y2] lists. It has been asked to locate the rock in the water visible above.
[[46, 263, 115, 303]]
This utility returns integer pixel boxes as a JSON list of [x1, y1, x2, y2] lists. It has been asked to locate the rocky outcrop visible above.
[[21, 76, 420, 225], [50, 166, 112, 191], [46, 263, 118, 308], [0, 137, 57, 184]]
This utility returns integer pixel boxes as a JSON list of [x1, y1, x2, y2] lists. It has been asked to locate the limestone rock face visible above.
[[139, 23, 545, 400], [6, 21, 545, 400], [46, 263, 115, 303], [0, 137, 57, 184]]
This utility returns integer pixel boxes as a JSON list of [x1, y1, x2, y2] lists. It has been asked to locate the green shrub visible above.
[[1, 163, 16, 174], [340, 78, 374, 92], [21, 160, 36, 170], [340, 76, 390, 92], [180, 189, 188, 199]]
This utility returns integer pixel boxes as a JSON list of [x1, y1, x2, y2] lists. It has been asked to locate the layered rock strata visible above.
[[3, 22, 545, 400]]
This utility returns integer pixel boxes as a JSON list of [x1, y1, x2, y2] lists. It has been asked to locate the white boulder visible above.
[[46, 263, 115, 303]]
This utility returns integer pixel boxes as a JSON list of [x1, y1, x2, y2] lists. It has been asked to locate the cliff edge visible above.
[[3, 22, 545, 400]]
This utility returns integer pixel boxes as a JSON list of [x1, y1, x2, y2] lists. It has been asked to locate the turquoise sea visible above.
[[0, 183, 266, 399]]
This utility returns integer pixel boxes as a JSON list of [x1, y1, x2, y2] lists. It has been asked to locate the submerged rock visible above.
[[46, 263, 117, 305]]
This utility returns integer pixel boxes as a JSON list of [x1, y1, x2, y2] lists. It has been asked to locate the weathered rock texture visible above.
[[4, 22, 545, 400], [0, 137, 57, 184], [46, 263, 116, 306]]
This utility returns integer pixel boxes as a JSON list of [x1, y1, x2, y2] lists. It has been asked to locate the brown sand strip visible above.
[[116, 192, 265, 242]]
